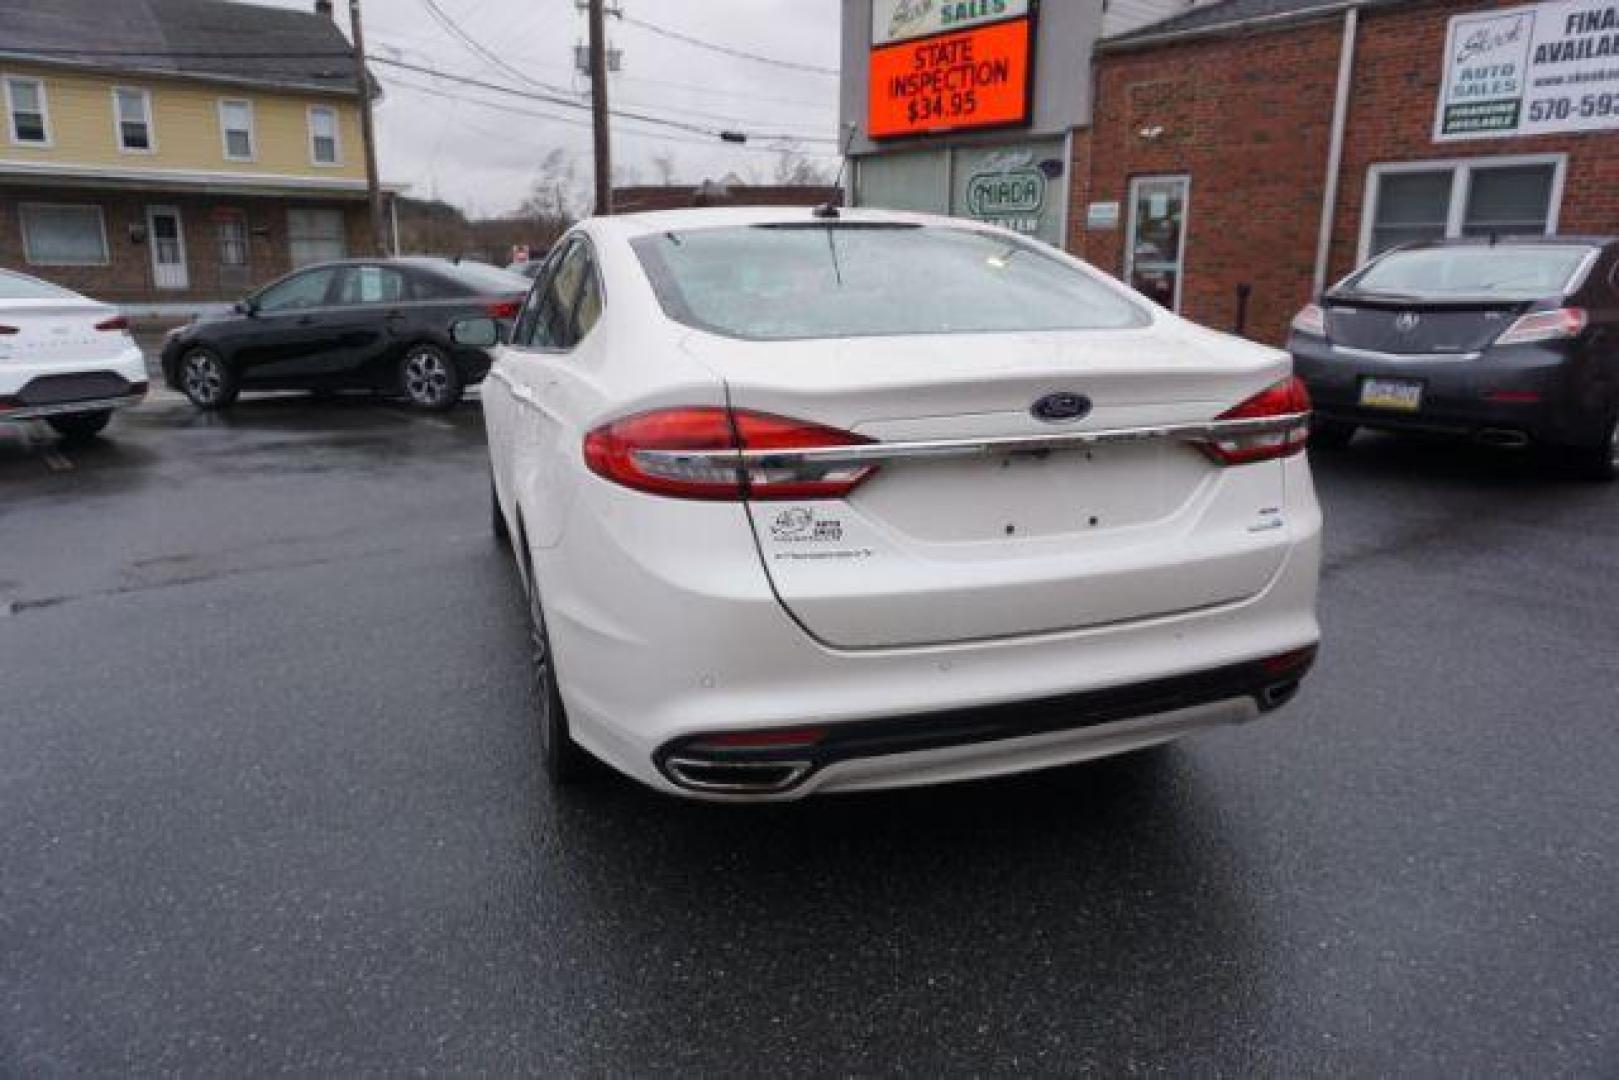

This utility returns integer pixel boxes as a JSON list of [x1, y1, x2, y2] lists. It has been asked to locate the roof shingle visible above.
[[0, 0, 358, 95], [1103, 0, 1359, 48]]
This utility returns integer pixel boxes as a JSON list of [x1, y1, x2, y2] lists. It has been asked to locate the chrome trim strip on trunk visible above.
[[632, 413, 1308, 470], [1329, 345, 1482, 363]]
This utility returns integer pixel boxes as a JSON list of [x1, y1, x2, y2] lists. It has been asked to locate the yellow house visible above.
[[0, 0, 398, 308]]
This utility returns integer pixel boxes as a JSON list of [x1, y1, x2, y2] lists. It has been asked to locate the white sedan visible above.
[[0, 269, 147, 441], [467, 207, 1322, 800]]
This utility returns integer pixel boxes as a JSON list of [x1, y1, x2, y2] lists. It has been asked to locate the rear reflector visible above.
[[1496, 307, 1586, 346], [584, 407, 876, 500], [1198, 377, 1311, 465], [688, 726, 828, 752], [94, 316, 130, 332], [1483, 389, 1543, 404]]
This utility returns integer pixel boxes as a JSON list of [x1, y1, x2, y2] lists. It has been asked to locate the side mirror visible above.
[[452, 316, 505, 347], [234, 299, 258, 317]]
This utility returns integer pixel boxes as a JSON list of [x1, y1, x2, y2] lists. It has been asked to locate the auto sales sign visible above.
[[1437, 1, 1619, 139], [868, 1, 1034, 139]]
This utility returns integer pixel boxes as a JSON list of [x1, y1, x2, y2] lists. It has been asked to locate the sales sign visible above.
[[1437, 1, 1619, 139], [871, 0, 1031, 45], [868, 16, 1034, 138]]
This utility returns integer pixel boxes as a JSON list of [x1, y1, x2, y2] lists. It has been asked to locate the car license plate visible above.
[[1359, 378, 1423, 412]]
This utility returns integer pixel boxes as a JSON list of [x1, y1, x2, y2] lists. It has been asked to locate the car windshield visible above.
[[631, 223, 1151, 340], [435, 260, 530, 294], [1344, 245, 1593, 300], [0, 270, 78, 300]]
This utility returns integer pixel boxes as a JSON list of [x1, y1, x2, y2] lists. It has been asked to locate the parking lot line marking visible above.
[[42, 448, 74, 472]]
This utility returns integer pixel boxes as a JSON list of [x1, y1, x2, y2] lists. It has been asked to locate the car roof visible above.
[[1392, 235, 1617, 251]]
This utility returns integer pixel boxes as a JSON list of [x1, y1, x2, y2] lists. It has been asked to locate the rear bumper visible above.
[[0, 345, 149, 421], [1291, 336, 1601, 445]]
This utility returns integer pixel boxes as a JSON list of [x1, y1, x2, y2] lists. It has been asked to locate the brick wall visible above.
[[0, 188, 369, 304], [1074, 0, 1619, 345]]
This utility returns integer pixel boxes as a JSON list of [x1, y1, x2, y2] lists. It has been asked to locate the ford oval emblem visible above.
[[1031, 392, 1092, 424]]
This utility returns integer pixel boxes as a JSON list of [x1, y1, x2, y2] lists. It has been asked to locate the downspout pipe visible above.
[[1313, 5, 1359, 297]]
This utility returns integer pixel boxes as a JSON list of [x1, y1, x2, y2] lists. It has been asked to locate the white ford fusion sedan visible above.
[[469, 207, 1321, 800]]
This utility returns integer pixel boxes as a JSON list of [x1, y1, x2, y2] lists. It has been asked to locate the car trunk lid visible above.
[[1323, 298, 1528, 355], [681, 328, 1299, 650], [0, 300, 129, 366]]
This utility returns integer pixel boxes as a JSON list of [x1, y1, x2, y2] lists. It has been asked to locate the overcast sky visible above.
[[258, 0, 842, 217]]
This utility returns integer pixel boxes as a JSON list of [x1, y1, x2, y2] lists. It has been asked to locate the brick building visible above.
[[0, 0, 399, 312], [845, 0, 1619, 344]]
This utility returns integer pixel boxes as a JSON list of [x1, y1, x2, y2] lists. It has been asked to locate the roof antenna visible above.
[[813, 124, 859, 220]]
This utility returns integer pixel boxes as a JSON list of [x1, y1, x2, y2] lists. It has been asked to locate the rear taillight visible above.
[[1199, 377, 1312, 466], [583, 407, 876, 501], [485, 299, 522, 319], [1496, 307, 1586, 346], [95, 316, 130, 332], [1290, 303, 1326, 338]]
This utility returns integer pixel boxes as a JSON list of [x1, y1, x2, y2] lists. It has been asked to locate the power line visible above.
[[369, 55, 838, 144], [381, 72, 837, 157], [416, 0, 576, 98], [620, 14, 838, 77]]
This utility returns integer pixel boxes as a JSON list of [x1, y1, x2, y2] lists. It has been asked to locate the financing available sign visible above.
[[1437, 1, 1619, 139]]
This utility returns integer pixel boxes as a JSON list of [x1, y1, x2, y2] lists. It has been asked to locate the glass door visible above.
[[1125, 176, 1189, 311], [146, 206, 188, 290]]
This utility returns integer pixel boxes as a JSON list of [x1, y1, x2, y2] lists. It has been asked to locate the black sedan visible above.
[[1288, 237, 1619, 480], [161, 258, 530, 411]]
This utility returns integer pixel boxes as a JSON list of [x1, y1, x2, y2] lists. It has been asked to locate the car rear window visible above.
[[1346, 245, 1594, 300], [431, 260, 530, 294], [631, 223, 1150, 340], [0, 270, 77, 300]]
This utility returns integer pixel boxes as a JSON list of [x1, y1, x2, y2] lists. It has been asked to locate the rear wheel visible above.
[[1571, 415, 1619, 483], [526, 559, 588, 784], [1309, 417, 1357, 450], [46, 410, 112, 442], [179, 348, 238, 411], [400, 345, 462, 411]]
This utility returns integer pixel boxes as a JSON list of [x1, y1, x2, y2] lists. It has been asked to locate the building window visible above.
[[308, 105, 341, 166], [113, 87, 154, 152], [217, 212, 249, 267], [1125, 175, 1190, 311], [1362, 155, 1566, 261], [287, 207, 347, 267], [219, 99, 255, 161], [19, 204, 109, 266], [5, 76, 51, 145]]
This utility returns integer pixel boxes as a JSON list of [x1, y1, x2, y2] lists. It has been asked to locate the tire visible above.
[[178, 348, 238, 411], [491, 476, 510, 546], [46, 410, 112, 442], [1570, 415, 1619, 483], [399, 344, 462, 411], [1309, 417, 1357, 450], [525, 558, 589, 784]]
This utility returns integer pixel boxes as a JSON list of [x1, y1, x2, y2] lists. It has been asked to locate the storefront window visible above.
[[1364, 157, 1562, 259], [1126, 175, 1188, 311]]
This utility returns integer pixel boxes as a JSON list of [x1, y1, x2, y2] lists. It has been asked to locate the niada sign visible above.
[[966, 163, 1045, 217], [1437, 1, 1619, 139], [871, 0, 1031, 45], [953, 146, 1060, 239]]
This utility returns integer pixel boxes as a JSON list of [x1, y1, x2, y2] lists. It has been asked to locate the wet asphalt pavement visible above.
[[1, 393, 1616, 1076]]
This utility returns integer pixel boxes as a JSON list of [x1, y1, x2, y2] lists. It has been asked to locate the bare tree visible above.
[[515, 148, 586, 222], [651, 151, 679, 186], [772, 148, 833, 186]]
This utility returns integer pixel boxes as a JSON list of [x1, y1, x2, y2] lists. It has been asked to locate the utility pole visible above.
[[587, 0, 613, 216], [349, 0, 389, 254]]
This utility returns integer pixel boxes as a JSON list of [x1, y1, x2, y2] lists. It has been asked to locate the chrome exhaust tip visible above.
[[1259, 681, 1300, 709], [664, 757, 812, 795], [1476, 428, 1530, 449]]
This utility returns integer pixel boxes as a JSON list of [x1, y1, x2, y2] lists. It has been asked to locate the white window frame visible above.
[[1124, 173, 1192, 313], [18, 203, 110, 266], [111, 85, 156, 154], [4, 74, 52, 147], [1358, 153, 1568, 264], [218, 98, 256, 162], [307, 104, 342, 167]]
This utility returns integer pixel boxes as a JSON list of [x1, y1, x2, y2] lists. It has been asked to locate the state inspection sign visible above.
[[867, 16, 1034, 139]]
